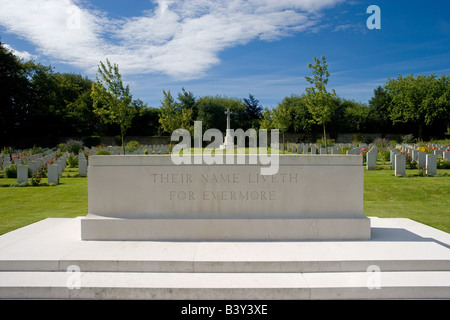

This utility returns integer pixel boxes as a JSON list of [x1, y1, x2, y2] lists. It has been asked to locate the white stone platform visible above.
[[1, 217, 450, 299]]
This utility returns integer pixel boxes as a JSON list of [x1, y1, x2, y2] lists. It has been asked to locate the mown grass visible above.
[[364, 169, 450, 233], [0, 170, 88, 235], [0, 164, 449, 235]]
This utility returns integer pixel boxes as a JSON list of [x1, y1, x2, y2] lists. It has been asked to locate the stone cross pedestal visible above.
[[219, 108, 235, 150]]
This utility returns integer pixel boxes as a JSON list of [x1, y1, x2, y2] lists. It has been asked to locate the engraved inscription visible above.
[[148, 172, 301, 201]]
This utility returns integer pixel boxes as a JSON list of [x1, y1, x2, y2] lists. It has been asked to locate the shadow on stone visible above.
[[371, 227, 450, 249]]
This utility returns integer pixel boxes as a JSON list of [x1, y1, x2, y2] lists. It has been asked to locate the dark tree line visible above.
[[0, 41, 161, 148], [1, 41, 449, 149]]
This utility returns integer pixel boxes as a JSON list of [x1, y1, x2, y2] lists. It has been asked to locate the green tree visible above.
[[158, 90, 193, 133], [66, 89, 100, 136], [177, 88, 196, 134], [243, 94, 263, 129], [196, 95, 245, 132], [177, 87, 197, 113], [23, 62, 61, 139], [304, 56, 336, 149], [159, 90, 178, 134], [0, 41, 32, 146], [129, 105, 161, 136], [342, 99, 370, 133], [385, 74, 450, 139], [278, 95, 314, 133], [91, 59, 136, 151], [159, 90, 195, 135], [259, 107, 274, 130], [368, 86, 393, 133], [272, 103, 291, 152]]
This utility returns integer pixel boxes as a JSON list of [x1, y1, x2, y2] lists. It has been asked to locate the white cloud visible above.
[[2, 43, 37, 60], [0, 0, 344, 79]]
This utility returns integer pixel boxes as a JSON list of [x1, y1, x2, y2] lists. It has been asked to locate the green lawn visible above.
[[0, 175, 88, 235], [364, 169, 450, 233], [0, 167, 449, 235]]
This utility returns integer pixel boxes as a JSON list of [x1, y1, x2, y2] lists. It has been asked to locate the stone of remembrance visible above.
[[81, 155, 371, 241]]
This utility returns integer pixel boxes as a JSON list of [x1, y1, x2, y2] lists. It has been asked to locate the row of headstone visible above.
[[390, 145, 449, 176], [2, 151, 60, 170], [367, 143, 449, 174], [3, 143, 449, 181], [86, 145, 171, 155], [46, 153, 71, 185], [292, 143, 353, 155], [10, 152, 69, 185]]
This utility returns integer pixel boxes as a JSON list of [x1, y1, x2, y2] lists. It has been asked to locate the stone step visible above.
[[1, 240, 449, 273], [1, 218, 449, 274], [2, 255, 450, 274], [1, 218, 450, 299], [1, 271, 449, 300]]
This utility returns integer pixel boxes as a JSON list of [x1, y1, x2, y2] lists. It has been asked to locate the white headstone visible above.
[[395, 154, 406, 177], [426, 154, 437, 176], [57, 159, 65, 177], [391, 150, 399, 169], [47, 164, 59, 185], [417, 151, 426, 169], [366, 148, 377, 170], [3, 158, 11, 169], [411, 149, 418, 161], [78, 159, 87, 176], [17, 165, 28, 184], [443, 152, 450, 161], [28, 161, 38, 173]]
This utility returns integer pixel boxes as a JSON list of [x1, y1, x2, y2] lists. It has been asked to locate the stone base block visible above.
[[2, 217, 450, 300], [81, 215, 371, 241]]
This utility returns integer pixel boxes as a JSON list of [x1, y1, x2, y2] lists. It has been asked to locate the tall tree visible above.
[[259, 107, 273, 131], [243, 94, 263, 129], [159, 90, 194, 135], [272, 103, 291, 152], [304, 56, 336, 149], [176, 88, 196, 134], [368, 86, 393, 133], [91, 59, 136, 151], [177, 88, 196, 110], [159, 90, 178, 134], [0, 41, 32, 146]]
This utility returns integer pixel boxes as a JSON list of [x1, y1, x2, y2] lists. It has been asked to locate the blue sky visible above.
[[1, 0, 449, 109]]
